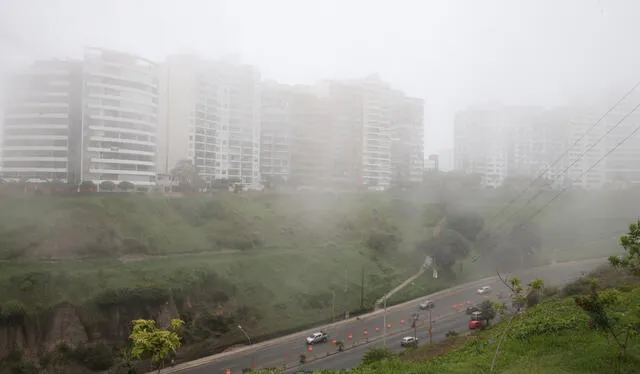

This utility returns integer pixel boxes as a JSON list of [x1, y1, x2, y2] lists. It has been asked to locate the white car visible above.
[[401, 336, 419, 347], [477, 286, 492, 295], [306, 332, 328, 345], [418, 300, 434, 310]]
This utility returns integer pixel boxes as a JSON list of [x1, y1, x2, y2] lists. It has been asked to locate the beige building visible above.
[[158, 55, 261, 187]]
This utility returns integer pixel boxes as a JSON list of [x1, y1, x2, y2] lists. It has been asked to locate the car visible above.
[[469, 320, 485, 329], [418, 300, 434, 310], [470, 311, 482, 321], [400, 336, 419, 347], [465, 305, 480, 315], [477, 286, 492, 295], [306, 331, 328, 345]]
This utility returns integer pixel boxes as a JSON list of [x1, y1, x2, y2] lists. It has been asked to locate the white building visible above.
[[567, 92, 640, 189], [1, 48, 159, 187], [260, 81, 292, 183], [1, 59, 81, 183], [308, 74, 425, 189], [454, 107, 510, 187], [158, 55, 261, 187], [390, 93, 424, 185], [436, 149, 454, 172], [454, 105, 574, 188], [82, 48, 159, 187]]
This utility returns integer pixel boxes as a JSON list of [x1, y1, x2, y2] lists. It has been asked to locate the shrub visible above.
[[362, 347, 396, 366], [71, 343, 114, 371], [100, 181, 117, 191]]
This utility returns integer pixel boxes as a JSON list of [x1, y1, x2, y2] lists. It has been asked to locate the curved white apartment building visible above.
[[82, 48, 158, 186]]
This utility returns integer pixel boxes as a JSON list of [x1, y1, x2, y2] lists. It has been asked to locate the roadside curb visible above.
[[156, 257, 607, 373]]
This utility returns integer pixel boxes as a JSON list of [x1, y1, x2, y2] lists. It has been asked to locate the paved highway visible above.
[[163, 258, 605, 374]]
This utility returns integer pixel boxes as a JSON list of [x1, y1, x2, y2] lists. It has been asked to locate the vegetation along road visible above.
[[161, 258, 605, 373]]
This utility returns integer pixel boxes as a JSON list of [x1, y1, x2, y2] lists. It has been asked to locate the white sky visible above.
[[1, 0, 639, 154]]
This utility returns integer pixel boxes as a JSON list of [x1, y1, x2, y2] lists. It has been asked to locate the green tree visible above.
[[79, 180, 96, 191], [171, 159, 206, 191], [100, 180, 116, 191], [118, 181, 135, 192], [362, 347, 396, 366], [129, 318, 184, 373], [574, 280, 637, 358], [417, 229, 470, 279], [483, 220, 542, 271], [609, 220, 640, 276], [478, 300, 496, 324], [446, 210, 485, 242]]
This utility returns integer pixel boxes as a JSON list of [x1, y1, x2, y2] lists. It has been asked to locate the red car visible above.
[[468, 320, 485, 329]]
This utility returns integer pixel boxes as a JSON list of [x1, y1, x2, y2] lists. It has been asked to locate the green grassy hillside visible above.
[[0, 189, 636, 373]]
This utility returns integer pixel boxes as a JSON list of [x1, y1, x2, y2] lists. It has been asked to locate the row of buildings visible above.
[[0, 48, 425, 190], [454, 97, 640, 189]]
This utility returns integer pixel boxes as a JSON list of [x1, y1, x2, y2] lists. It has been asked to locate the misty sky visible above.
[[1, 0, 639, 154]]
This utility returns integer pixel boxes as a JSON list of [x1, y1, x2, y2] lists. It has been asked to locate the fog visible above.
[[2, 0, 640, 153]]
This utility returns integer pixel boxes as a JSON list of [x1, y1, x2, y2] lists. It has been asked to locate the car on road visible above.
[[400, 336, 419, 347], [465, 305, 480, 315], [477, 286, 492, 295], [470, 311, 482, 321], [469, 320, 485, 329], [306, 331, 328, 345], [418, 300, 435, 310]]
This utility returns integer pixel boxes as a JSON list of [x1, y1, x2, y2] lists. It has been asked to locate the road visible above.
[[163, 258, 605, 374]]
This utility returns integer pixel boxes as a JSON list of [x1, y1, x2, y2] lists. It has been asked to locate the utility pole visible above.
[[360, 265, 365, 310], [411, 313, 419, 339], [383, 297, 387, 347], [331, 290, 335, 323], [344, 267, 348, 293], [429, 308, 433, 344]]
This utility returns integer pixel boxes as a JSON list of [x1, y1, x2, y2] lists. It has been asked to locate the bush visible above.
[[543, 286, 561, 299], [100, 181, 117, 191], [362, 347, 397, 366], [10, 360, 39, 374], [118, 181, 135, 192], [71, 343, 114, 371]]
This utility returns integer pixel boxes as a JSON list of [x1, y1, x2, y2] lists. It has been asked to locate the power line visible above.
[[484, 97, 640, 243], [481, 81, 640, 231], [473, 100, 640, 261], [521, 107, 640, 224]]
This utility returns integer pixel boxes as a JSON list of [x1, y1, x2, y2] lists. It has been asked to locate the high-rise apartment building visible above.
[[82, 48, 159, 186], [315, 74, 404, 189], [453, 102, 640, 190], [1, 59, 81, 182], [158, 55, 261, 186], [1, 48, 159, 187], [454, 106, 511, 187], [260, 81, 292, 183], [390, 93, 424, 185], [566, 92, 640, 189], [253, 74, 424, 190]]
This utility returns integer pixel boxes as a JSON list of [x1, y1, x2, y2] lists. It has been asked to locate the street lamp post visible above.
[[331, 290, 335, 323], [237, 325, 254, 369], [410, 313, 419, 339], [383, 297, 387, 347], [429, 308, 433, 344]]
